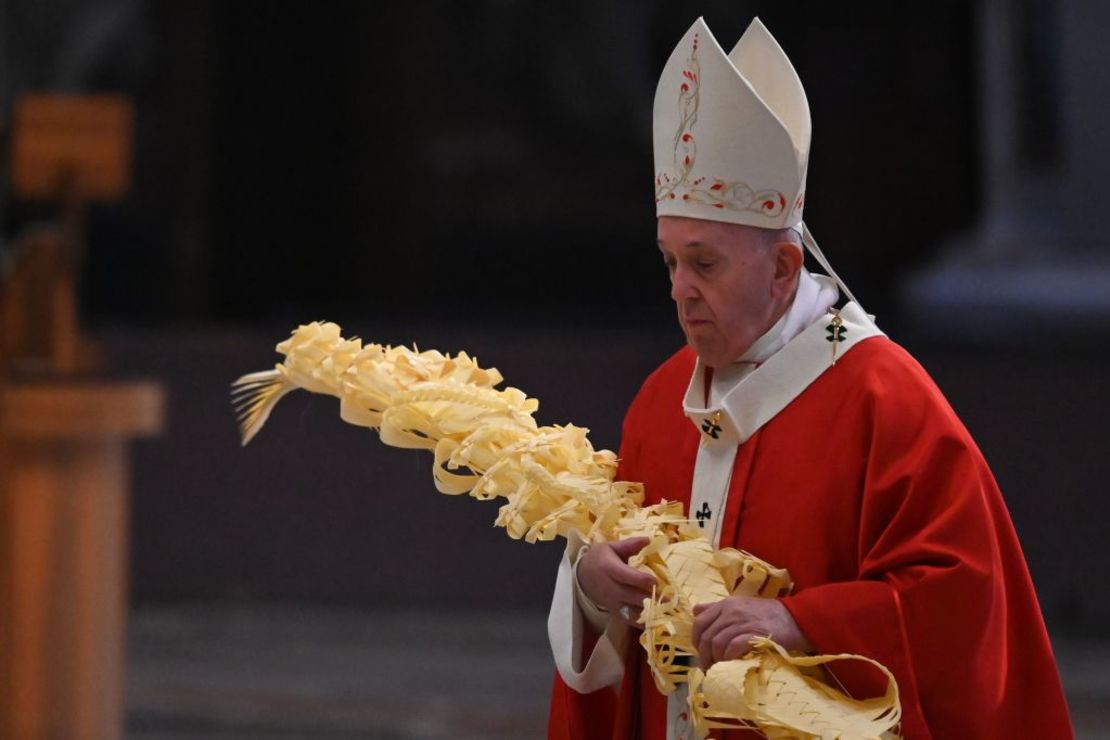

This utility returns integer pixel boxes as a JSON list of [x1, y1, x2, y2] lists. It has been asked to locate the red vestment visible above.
[[548, 337, 1072, 739]]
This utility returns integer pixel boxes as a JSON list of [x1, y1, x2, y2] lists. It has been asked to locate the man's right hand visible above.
[[577, 537, 656, 628]]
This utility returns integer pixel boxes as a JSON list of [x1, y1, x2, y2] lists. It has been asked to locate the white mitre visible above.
[[654, 17, 863, 307], [654, 17, 810, 230]]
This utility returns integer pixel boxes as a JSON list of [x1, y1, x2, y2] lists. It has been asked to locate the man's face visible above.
[[657, 215, 782, 368]]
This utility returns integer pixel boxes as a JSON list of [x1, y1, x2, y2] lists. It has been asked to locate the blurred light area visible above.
[[899, 0, 1110, 347], [902, 263, 1110, 342]]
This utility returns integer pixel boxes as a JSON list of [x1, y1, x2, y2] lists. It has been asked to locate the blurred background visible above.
[[1, 0, 1108, 738]]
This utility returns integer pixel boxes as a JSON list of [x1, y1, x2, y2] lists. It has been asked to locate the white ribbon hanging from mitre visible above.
[[654, 17, 811, 230]]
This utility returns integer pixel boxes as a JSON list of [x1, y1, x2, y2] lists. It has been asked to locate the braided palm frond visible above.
[[230, 370, 295, 446], [232, 322, 903, 740], [688, 637, 901, 739]]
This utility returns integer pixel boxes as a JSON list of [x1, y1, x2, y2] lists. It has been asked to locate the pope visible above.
[[546, 16, 1073, 740]]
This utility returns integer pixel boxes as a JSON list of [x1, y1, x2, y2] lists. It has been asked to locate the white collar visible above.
[[736, 269, 839, 366], [685, 299, 884, 446], [708, 270, 838, 406]]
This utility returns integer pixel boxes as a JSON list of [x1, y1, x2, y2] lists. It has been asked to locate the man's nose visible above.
[[670, 265, 698, 303]]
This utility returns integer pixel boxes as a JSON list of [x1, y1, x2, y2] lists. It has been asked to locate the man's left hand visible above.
[[691, 596, 813, 669]]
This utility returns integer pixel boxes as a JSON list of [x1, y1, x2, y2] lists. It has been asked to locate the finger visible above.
[[593, 583, 649, 615], [609, 586, 652, 612], [610, 563, 656, 591], [605, 593, 645, 623], [617, 585, 648, 612], [696, 620, 727, 667], [609, 537, 651, 560], [690, 600, 724, 646], [695, 614, 728, 666], [617, 605, 643, 628], [710, 623, 754, 664], [721, 632, 760, 662], [695, 623, 750, 669], [697, 612, 752, 667]]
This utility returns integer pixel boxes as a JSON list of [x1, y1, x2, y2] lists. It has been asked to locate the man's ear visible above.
[[771, 243, 804, 297]]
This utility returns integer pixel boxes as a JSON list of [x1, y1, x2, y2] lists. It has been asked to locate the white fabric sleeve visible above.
[[547, 530, 629, 693]]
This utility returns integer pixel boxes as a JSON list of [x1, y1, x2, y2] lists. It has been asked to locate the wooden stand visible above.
[[0, 93, 160, 739], [0, 382, 164, 740]]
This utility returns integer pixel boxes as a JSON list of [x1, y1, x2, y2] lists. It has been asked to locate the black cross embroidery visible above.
[[700, 418, 722, 439], [700, 411, 722, 440], [695, 502, 712, 528], [826, 314, 848, 364]]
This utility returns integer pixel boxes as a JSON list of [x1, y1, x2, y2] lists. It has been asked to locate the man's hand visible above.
[[691, 596, 813, 668], [577, 537, 656, 628]]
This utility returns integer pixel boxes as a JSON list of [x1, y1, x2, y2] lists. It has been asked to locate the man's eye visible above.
[[696, 261, 714, 271]]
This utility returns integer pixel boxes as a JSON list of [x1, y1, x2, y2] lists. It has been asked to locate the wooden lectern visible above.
[[0, 94, 165, 740]]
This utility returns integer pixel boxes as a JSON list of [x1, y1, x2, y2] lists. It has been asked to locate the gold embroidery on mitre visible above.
[[654, 32, 788, 219]]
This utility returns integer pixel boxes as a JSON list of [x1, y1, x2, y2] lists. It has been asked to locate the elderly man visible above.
[[547, 17, 1072, 740]]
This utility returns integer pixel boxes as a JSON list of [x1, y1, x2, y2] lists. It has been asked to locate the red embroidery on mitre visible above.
[[654, 30, 793, 221]]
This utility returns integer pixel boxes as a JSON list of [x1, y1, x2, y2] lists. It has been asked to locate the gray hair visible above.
[[759, 226, 803, 252]]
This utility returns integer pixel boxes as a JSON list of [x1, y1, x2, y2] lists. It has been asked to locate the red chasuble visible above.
[[548, 337, 1072, 739]]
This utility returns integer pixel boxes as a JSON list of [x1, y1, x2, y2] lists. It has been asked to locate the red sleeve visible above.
[[781, 355, 1072, 739], [547, 672, 617, 740]]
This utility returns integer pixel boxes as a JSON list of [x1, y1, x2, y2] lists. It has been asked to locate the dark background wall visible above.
[[25, 0, 977, 326], [7, 1, 1106, 634]]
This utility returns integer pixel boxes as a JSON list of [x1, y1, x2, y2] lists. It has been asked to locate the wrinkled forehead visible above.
[[657, 215, 780, 250]]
